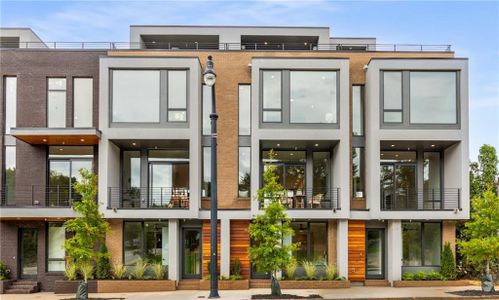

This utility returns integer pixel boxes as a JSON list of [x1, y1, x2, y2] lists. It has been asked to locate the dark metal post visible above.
[[205, 56, 219, 299]]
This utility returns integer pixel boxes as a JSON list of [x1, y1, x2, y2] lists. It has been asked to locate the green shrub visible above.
[[0, 261, 11, 280], [152, 262, 166, 280], [403, 271, 445, 281], [229, 274, 243, 280], [96, 244, 111, 279], [78, 261, 94, 282], [402, 272, 414, 280], [113, 263, 128, 280], [133, 259, 149, 279], [232, 257, 241, 277], [285, 259, 298, 280], [64, 263, 78, 281], [302, 260, 316, 280], [441, 242, 457, 280], [324, 262, 337, 280]]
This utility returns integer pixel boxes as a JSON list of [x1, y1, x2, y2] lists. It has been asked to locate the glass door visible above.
[[149, 163, 173, 207], [19, 228, 38, 278], [182, 228, 201, 278], [380, 163, 416, 209], [366, 228, 384, 279]]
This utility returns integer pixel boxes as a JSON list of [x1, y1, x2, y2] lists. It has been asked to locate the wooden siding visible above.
[[230, 220, 250, 278], [348, 220, 366, 282], [202, 220, 220, 278]]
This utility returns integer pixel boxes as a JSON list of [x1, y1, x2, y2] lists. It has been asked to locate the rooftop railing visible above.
[[0, 41, 452, 52]]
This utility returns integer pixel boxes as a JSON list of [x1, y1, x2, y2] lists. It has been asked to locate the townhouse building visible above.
[[0, 25, 468, 292]]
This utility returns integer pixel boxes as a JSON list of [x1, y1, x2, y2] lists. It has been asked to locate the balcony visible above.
[[260, 188, 340, 210], [0, 185, 79, 208], [108, 187, 189, 209], [381, 188, 461, 211]]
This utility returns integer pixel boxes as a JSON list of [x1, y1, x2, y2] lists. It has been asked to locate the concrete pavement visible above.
[[0, 286, 497, 300]]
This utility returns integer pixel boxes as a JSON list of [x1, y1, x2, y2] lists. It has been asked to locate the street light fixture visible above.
[[204, 55, 219, 299]]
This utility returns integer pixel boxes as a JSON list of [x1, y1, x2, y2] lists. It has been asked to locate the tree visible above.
[[470, 145, 498, 199], [441, 242, 457, 280], [249, 151, 298, 296], [64, 169, 109, 299], [96, 244, 111, 279], [458, 190, 499, 292]]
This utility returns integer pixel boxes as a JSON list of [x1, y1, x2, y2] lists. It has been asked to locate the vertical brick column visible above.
[[442, 221, 457, 256], [106, 219, 123, 265]]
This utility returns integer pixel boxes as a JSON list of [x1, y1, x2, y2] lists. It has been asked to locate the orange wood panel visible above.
[[348, 220, 366, 282], [13, 134, 99, 145], [202, 220, 220, 278], [230, 220, 250, 278]]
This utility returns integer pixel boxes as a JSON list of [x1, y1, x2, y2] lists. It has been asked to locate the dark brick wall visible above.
[[0, 221, 63, 291], [0, 50, 103, 198]]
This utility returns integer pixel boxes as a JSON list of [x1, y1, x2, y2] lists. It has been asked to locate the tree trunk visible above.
[[270, 272, 282, 296], [481, 260, 495, 293], [76, 280, 88, 300]]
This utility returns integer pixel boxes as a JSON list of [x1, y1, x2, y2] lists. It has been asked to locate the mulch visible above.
[[447, 289, 499, 296]]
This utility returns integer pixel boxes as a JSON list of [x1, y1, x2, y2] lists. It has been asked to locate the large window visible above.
[[290, 71, 337, 124], [262, 71, 282, 122], [382, 71, 458, 126], [238, 147, 251, 197], [4, 77, 16, 134], [48, 146, 93, 206], [291, 222, 327, 263], [48, 78, 67, 128], [352, 147, 365, 198], [352, 85, 364, 136], [124, 221, 169, 266], [167, 70, 187, 122], [382, 72, 402, 123], [73, 78, 93, 127], [239, 84, 251, 135], [202, 147, 211, 197], [47, 223, 66, 272], [261, 70, 339, 125], [112, 70, 160, 123], [4, 146, 16, 205], [202, 85, 212, 135], [410, 72, 457, 124], [402, 222, 441, 267]]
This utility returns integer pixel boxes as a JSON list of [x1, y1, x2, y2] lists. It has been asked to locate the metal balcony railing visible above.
[[0, 185, 80, 207], [381, 188, 461, 211], [259, 187, 340, 210], [0, 41, 452, 52], [108, 187, 190, 209]]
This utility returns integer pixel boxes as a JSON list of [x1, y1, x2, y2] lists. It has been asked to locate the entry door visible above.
[[366, 228, 385, 279], [19, 228, 38, 278], [182, 228, 202, 279]]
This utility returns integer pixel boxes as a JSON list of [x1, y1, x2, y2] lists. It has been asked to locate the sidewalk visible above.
[[0, 286, 497, 300]]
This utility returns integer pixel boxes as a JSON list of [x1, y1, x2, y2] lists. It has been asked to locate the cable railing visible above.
[[381, 188, 461, 211], [259, 187, 340, 210], [0, 185, 80, 207], [0, 41, 452, 52], [108, 187, 190, 209]]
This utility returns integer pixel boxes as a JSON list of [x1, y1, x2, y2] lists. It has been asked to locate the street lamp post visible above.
[[203, 55, 219, 299]]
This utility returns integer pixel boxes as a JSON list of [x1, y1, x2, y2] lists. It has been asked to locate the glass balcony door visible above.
[[148, 162, 189, 208], [381, 163, 416, 209]]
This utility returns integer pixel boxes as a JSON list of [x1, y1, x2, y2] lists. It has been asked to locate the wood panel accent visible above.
[[13, 134, 99, 145], [202, 220, 220, 278], [230, 220, 250, 278], [348, 220, 365, 282]]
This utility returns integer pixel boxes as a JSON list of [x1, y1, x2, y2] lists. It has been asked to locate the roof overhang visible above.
[[10, 128, 101, 145]]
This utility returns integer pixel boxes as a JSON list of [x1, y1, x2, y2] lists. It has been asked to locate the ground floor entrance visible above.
[[18, 228, 38, 278], [182, 227, 202, 279], [365, 228, 385, 279]]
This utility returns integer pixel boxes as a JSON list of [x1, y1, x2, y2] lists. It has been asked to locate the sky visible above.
[[0, 0, 498, 160]]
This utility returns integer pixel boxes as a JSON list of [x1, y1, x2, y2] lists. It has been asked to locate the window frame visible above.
[[238, 84, 251, 136], [290, 221, 328, 263], [260, 69, 340, 128], [166, 70, 188, 123], [380, 70, 460, 129], [109, 68, 189, 127], [46, 222, 66, 273], [237, 146, 251, 198], [122, 220, 169, 266], [4, 76, 17, 134], [72, 77, 93, 128], [402, 221, 442, 267], [352, 84, 365, 136], [47, 77, 67, 128]]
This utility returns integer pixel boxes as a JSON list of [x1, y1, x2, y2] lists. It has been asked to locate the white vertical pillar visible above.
[[220, 218, 231, 277], [387, 220, 402, 283], [336, 219, 349, 278], [168, 219, 180, 282]]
